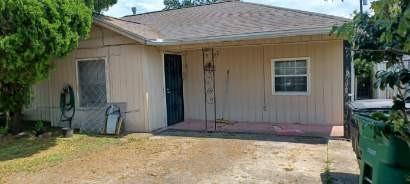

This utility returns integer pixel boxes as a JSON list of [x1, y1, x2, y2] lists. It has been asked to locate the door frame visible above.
[[164, 53, 185, 126]]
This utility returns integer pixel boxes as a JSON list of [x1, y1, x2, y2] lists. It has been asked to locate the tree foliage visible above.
[[163, 0, 220, 10], [354, 59, 374, 78], [0, 0, 116, 129], [84, 0, 118, 13], [334, 0, 410, 139]]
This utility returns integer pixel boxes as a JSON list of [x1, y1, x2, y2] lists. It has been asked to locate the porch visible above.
[[167, 120, 344, 138]]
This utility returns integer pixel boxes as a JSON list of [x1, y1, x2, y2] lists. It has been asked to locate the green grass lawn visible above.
[[0, 134, 121, 181]]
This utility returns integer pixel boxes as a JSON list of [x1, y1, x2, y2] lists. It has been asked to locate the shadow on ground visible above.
[[0, 136, 58, 162], [0, 132, 121, 162], [154, 129, 329, 144], [321, 172, 359, 184]]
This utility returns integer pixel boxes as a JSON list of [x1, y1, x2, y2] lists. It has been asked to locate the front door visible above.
[[164, 54, 184, 125]]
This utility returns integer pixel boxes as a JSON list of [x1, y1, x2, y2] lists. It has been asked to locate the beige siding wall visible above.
[[24, 79, 51, 121], [106, 45, 146, 131], [25, 25, 160, 132], [25, 25, 344, 132], [182, 37, 344, 125], [143, 47, 167, 131]]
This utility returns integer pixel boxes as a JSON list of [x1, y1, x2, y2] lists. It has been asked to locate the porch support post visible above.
[[202, 48, 208, 132], [202, 48, 217, 132]]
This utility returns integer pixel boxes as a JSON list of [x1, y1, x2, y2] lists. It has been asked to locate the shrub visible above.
[[0, 126, 8, 135], [33, 121, 45, 135]]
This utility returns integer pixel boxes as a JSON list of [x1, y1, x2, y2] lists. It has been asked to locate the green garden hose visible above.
[[60, 85, 75, 128]]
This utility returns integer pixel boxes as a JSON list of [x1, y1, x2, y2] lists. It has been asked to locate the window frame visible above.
[[271, 57, 311, 96], [75, 57, 110, 109]]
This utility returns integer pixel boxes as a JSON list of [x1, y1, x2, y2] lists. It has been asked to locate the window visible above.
[[272, 58, 310, 95], [77, 58, 107, 107]]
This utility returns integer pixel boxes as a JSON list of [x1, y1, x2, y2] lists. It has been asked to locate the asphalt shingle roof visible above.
[[95, 0, 348, 45], [95, 16, 163, 40]]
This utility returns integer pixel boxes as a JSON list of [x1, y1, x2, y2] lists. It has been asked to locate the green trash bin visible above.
[[353, 113, 410, 184]]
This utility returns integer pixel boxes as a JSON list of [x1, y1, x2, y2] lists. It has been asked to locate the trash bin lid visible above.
[[350, 99, 410, 111]]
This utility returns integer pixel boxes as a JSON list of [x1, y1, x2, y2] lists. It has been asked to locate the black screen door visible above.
[[164, 54, 184, 125]]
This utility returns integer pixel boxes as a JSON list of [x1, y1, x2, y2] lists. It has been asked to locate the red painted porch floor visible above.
[[167, 120, 344, 138]]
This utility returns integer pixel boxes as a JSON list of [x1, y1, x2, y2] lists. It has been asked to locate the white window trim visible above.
[[75, 57, 110, 109], [271, 57, 311, 96]]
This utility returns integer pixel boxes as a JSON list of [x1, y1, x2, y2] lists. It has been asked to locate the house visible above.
[[24, 0, 350, 133]]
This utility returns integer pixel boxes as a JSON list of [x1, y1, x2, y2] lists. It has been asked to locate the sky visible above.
[[103, 0, 374, 18]]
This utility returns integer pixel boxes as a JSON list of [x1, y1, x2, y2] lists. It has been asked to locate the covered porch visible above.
[[160, 35, 346, 137]]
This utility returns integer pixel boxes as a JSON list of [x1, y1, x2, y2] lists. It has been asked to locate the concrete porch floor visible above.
[[167, 120, 344, 138]]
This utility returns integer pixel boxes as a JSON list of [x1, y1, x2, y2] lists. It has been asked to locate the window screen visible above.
[[77, 59, 107, 107], [273, 59, 309, 93]]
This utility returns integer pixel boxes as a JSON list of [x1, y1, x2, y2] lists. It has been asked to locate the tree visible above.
[[84, 0, 118, 13], [334, 0, 410, 139], [164, 0, 220, 10], [0, 0, 116, 131]]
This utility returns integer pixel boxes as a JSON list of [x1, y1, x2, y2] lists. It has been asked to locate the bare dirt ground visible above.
[[5, 131, 359, 184]]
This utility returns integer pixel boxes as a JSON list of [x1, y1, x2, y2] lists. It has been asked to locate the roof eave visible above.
[[146, 27, 337, 46], [93, 17, 147, 45]]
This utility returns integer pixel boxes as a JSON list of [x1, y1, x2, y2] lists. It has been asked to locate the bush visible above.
[[0, 126, 8, 135], [370, 112, 389, 122], [33, 121, 45, 135]]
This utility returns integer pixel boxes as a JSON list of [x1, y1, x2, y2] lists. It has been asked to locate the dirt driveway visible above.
[[5, 131, 359, 184]]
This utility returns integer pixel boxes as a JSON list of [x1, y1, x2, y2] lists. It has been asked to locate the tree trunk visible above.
[[5, 111, 10, 129], [9, 111, 24, 133]]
